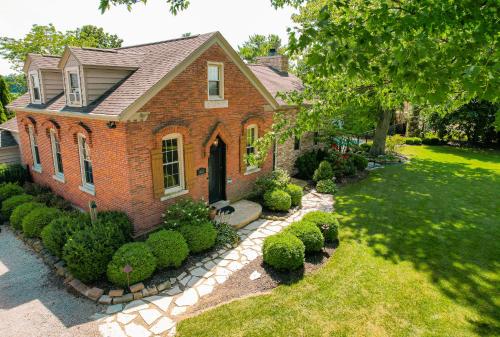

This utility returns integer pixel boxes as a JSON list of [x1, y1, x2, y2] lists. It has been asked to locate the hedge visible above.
[[177, 221, 217, 253], [1, 194, 34, 218], [21, 207, 62, 238], [285, 220, 324, 253], [146, 230, 189, 269], [10, 202, 45, 230], [107, 242, 157, 287]]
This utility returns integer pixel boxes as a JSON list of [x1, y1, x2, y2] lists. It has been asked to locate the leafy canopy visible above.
[[99, 0, 190, 14], [238, 34, 285, 63], [0, 75, 13, 123]]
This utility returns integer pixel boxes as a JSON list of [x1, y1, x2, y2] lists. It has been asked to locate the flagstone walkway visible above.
[[97, 191, 333, 337]]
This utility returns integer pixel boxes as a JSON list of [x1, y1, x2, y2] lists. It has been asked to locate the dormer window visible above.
[[65, 68, 81, 106], [208, 62, 224, 100], [29, 72, 41, 103]]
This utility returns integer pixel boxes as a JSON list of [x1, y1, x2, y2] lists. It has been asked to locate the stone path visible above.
[[97, 191, 333, 337]]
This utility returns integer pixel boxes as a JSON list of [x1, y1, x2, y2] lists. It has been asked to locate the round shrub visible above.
[[0, 183, 24, 203], [302, 211, 340, 242], [98, 211, 134, 239], [313, 161, 334, 182], [63, 220, 127, 283], [177, 221, 217, 253], [163, 199, 210, 230], [350, 153, 368, 171], [41, 213, 91, 258], [10, 202, 45, 230], [1, 194, 34, 218], [285, 220, 324, 253], [146, 230, 189, 269], [316, 179, 336, 194], [285, 184, 303, 207], [263, 233, 305, 270], [22, 207, 62, 238], [107, 242, 157, 287], [263, 189, 291, 212]]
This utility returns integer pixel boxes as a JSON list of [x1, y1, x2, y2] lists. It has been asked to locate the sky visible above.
[[0, 0, 297, 75]]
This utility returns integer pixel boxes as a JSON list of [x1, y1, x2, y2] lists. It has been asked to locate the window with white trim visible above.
[[28, 125, 41, 171], [66, 68, 81, 106], [162, 134, 185, 194], [78, 134, 94, 191], [50, 129, 64, 179], [29, 72, 41, 103], [246, 124, 258, 169], [208, 63, 223, 99]]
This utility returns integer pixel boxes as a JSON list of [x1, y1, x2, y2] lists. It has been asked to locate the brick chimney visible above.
[[255, 49, 289, 73]]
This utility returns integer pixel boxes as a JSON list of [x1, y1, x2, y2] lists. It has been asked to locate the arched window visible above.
[[28, 125, 41, 172], [78, 134, 94, 194], [246, 124, 258, 170], [50, 129, 64, 181], [162, 133, 185, 193]]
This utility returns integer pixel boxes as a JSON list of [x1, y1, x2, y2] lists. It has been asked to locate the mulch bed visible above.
[[184, 242, 338, 317]]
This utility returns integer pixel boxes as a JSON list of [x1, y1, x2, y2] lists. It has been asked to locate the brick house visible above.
[[8, 32, 318, 234]]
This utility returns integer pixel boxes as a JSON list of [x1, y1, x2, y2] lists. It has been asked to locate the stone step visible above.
[[215, 200, 262, 229]]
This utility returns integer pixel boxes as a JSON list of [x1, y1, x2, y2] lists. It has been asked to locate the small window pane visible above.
[[209, 81, 220, 96], [208, 66, 219, 81], [69, 73, 79, 89]]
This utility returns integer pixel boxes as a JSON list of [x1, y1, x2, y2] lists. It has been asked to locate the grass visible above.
[[178, 146, 500, 337]]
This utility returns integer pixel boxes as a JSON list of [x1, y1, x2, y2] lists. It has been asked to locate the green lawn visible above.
[[178, 146, 500, 337]]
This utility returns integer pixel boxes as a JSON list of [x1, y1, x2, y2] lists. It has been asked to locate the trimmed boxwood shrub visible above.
[[313, 161, 334, 182], [255, 169, 290, 196], [146, 230, 189, 269], [405, 137, 422, 145], [263, 189, 291, 212], [177, 221, 217, 253], [0, 164, 28, 185], [164, 199, 210, 230], [302, 211, 340, 242], [0, 183, 24, 203], [107, 242, 157, 287], [10, 202, 45, 230], [41, 213, 91, 258], [350, 153, 369, 171], [316, 179, 336, 194], [97, 211, 134, 239], [1, 194, 34, 218], [422, 136, 442, 145], [285, 220, 324, 253], [285, 184, 303, 207], [263, 233, 305, 270], [63, 219, 127, 283], [22, 207, 62, 238]]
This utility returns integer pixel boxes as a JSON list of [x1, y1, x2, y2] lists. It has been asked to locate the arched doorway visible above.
[[208, 136, 226, 204]]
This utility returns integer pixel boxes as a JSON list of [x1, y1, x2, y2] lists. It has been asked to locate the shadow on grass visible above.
[[336, 147, 500, 335]]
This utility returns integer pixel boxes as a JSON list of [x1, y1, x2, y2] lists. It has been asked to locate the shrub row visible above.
[[405, 137, 422, 145]]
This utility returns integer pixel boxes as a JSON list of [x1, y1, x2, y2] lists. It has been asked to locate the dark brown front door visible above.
[[208, 137, 226, 204]]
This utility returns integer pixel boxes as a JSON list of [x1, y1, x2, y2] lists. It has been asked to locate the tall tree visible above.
[[238, 34, 285, 63], [0, 24, 123, 72], [0, 75, 13, 123], [99, 0, 190, 14], [3, 74, 27, 99]]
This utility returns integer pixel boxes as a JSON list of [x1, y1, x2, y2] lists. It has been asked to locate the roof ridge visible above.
[[28, 53, 61, 59], [117, 34, 203, 50], [73, 47, 119, 53]]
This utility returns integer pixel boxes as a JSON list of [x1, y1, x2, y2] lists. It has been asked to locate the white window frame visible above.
[[65, 67, 82, 107], [77, 134, 94, 195], [162, 133, 185, 195], [28, 125, 42, 172], [50, 129, 64, 182], [207, 62, 224, 100], [246, 124, 258, 171], [29, 71, 42, 104]]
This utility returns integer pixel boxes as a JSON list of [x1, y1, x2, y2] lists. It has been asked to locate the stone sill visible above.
[[204, 99, 228, 109], [52, 174, 65, 183], [79, 184, 95, 196], [160, 189, 189, 201]]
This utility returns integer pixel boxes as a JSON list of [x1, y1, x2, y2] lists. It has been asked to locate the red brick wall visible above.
[[15, 43, 274, 234], [125, 44, 274, 233], [16, 112, 133, 215]]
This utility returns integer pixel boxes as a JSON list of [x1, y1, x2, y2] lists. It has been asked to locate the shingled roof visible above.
[[0, 117, 19, 133], [64, 47, 145, 69], [23, 54, 61, 72]]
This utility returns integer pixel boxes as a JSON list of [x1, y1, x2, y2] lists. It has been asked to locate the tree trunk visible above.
[[370, 108, 393, 156], [405, 102, 421, 137]]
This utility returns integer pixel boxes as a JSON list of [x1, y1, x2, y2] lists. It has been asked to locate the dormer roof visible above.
[[58, 47, 144, 69], [23, 54, 61, 73]]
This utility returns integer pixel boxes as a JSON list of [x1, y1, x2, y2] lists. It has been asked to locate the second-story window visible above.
[[29, 72, 41, 103], [208, 63, 223, 99], [28, 125, 41, 172], [78, 134, 94, 193], [50, 129, 64, 180], [66, 68, 81, 106]]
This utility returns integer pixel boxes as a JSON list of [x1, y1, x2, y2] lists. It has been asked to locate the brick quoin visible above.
[[16, 44, 274, 235]]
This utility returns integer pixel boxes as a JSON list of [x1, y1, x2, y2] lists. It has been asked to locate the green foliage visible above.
[[360, 143, 372, 152], [10, 202, 44, 230], [21, 207, 62, 238], [40, 213, 91, 258], [3, 73, 26, 97], [214, 222, 240, 248], [238, 34, 285, 63], [0, 183, 24, 203], [349, 153, 369, 171], [316, 179, 336, 194], [294, 148, 327, 180], [313, 160, 333, 182], [302, 211, 340, 242], [0, 164, 29, 185], [0, 24, 122, 72], [1, 194, 34, 218], [163, 199, 210, 230], [385, 135, 405, 153], [255, 169, 291, 196], [285, 220, 324, 253], [263, 189, 292, 212], [263, 233, 305, 271], [422, 135, 442, 145], [177, 221, 217, 253], [107, 242, 157, 287], [0, 75, 14, 122], [405, 137, 423, 145], [99, 0, 190, 14], [285, 184, 303, 207], [146, 230, 189, 269], [97, 211, 134, 239], [63, 219, 127, 283]]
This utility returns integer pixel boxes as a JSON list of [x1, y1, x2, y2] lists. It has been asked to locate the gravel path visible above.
[[0, 226, 102, 337]]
